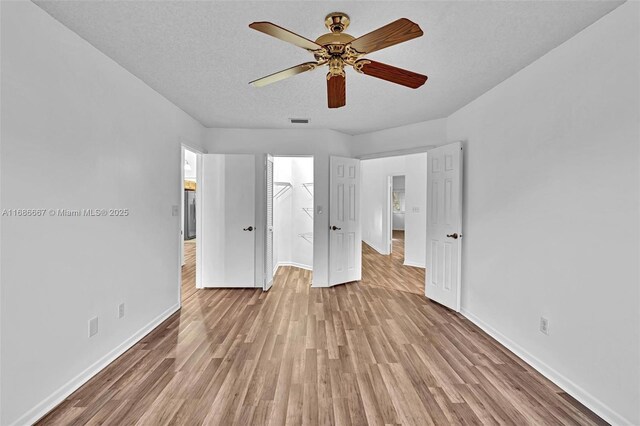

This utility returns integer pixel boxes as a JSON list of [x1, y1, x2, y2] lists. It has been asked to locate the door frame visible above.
[[264, 154, 274, 291], [387, 174, 406, 256], [262, 155, 315, 290], [179, 143, 204, 304]]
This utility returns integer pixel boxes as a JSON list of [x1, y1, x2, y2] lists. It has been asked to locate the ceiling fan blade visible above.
[[327, 74, 346, 108], [249, 22, 324, 52], [349, 18, 423, 54], [355, 60, 427, 89], [250, 62, 319, 87]]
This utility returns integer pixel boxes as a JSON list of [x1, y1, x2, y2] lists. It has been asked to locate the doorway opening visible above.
[[359, 153, 427, 295], [180, 145, 201, 302], [389, 175, 406, 261], [269, 156, 314, 288]]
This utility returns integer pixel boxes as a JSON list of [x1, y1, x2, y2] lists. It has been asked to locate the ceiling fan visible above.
[[248, 13, 428, 108]]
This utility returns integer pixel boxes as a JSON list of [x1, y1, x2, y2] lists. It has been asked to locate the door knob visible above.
[[330, 226, 341, 231], [446, 233, 459, 239], [243, 226, 254, 231]]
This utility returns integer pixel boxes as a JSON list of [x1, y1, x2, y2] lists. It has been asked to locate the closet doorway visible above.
[[265, 156, 314, 290]]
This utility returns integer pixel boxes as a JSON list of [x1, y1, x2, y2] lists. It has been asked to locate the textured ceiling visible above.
[[34, 1, 623, 135]]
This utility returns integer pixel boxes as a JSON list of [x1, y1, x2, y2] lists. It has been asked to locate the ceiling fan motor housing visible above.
[[316, 13, 365, 80], [325, 12, 350, 33]]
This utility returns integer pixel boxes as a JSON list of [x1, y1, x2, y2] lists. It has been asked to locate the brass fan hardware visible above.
[[249, 13, 428, 108]]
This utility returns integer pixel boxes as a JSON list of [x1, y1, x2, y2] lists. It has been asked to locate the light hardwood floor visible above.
[[362, 231, 424, 295], [37, 241, 606, 425]]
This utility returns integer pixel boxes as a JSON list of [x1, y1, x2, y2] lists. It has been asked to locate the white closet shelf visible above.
[[298, 232, 313, 243], [274, 181, 292, 198], [302, 182, 314, 197]]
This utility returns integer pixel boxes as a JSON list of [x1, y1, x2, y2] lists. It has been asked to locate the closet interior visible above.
[[273, 156, 314, 274]]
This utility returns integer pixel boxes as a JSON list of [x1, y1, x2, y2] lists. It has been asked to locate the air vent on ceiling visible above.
[[290, 118, 309, 124]]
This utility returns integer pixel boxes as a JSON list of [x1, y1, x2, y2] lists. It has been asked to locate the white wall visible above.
[[447, 3, 639, 424], [351, 4, 640, 423], [273, 157, 314, 271], [360, 153, 427, 267], [392, 176, 405, 230], [0, 3, 205, 425], [202, 128, 351, 287], [290, 157, 314, 269], [184, 148, 198, 181], [351, 118, 447, 158], [273, 158, 293, 272]]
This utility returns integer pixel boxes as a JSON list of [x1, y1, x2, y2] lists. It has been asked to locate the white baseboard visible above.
[[362, 239, 388, 255], [403, 260, 425, 268], [460, 308, 631, 426], [12, 303, 181, 426], [275, 261, 312, 272]]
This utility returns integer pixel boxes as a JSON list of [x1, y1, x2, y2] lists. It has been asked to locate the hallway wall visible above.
[[0, 3, 206, 425], [360, 153, 427, 268]]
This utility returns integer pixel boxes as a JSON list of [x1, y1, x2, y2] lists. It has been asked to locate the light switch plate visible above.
[[172, 205, 179, 216]]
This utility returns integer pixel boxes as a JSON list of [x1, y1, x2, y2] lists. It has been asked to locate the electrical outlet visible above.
[[412, 207, 420, 213], [118, 303, 125, 319], [88, 316, 99, 337], [539, 317, 549, 335]]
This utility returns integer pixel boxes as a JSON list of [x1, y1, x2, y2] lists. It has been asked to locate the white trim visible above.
[[460, 308, 632, 426], [363, 239, 388, 256], [356, 145, 435, 160], [194, 151, 203, 289], [275, 261, 312, 272], [180, 143, 204, 292], [403, 260, 425, 268], [13, 303, 181, 426]]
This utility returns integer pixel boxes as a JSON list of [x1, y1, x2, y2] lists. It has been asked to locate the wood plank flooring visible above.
[[37, 241, 606, 425], [362, 231, 424, 295]]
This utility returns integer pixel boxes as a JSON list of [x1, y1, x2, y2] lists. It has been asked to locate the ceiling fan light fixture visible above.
[[249, 13, 428, 108]]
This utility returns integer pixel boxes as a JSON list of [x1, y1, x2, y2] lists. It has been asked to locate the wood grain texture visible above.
[[358, 60, 427, 89], [327, 74, 346, 108], [362, 231, 424, 295], [37, 241, 607, 425], [350, 18, 423, 55]]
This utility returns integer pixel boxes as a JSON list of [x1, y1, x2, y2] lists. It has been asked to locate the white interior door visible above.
[[329, 156, 361, 286], [426, 142, 463, 311], [264, 154, 274, 291], [200, 153, 256, 287]]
